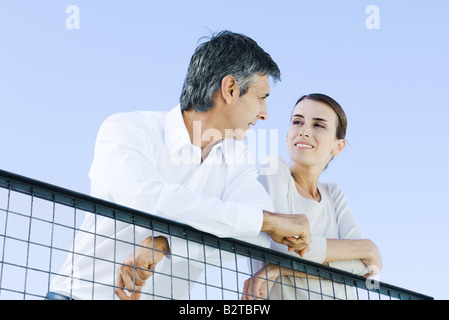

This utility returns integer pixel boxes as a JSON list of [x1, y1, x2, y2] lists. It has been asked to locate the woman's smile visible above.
[[294, 141, 314, 150]]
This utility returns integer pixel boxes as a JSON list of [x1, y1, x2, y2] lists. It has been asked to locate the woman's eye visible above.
[[315, 123, 325, 129], [292, 120, 302, 125]]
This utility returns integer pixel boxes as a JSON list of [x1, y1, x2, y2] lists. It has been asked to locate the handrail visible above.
[[0, 169, 433, 300]]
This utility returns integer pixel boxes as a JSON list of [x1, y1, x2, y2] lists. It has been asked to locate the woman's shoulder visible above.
[[319, 181, 340, 191], [257, 155, 291, 190], [319, 182, 346, 200], [258, 155, 291, 212], [258, 154, 291, 178]]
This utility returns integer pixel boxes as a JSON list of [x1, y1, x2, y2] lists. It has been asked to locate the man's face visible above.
[[223, 74, 271, 140]]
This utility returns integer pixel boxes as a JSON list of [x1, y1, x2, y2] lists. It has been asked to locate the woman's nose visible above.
[[299, 126, 310, 136]]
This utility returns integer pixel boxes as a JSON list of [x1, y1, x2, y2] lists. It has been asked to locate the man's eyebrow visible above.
[[291, 114, 328, 122]]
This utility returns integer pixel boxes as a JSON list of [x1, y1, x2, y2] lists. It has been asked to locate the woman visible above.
[[243, 93, 382, 300]]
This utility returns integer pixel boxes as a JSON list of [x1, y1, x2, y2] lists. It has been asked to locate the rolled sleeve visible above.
[[302, 236, 327, 264], [329, 260, 369, 276]]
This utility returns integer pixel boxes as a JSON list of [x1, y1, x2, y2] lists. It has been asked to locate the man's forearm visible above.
[[261, 210, 310, 238], [261, 211, 311, 257], [261, 211, 275, 234]]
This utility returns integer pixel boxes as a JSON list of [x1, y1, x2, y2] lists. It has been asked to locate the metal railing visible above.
[[0, 169, 433, 300]]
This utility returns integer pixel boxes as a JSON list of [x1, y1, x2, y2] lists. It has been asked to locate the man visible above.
[[47, 31, 311, 300]]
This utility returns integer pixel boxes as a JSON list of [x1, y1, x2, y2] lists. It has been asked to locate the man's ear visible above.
[[221, 75, 239, 104]]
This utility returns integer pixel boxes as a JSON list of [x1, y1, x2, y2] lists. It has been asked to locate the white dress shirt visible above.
[[50, 105, 273, 300], [258, 156, 369, 300]]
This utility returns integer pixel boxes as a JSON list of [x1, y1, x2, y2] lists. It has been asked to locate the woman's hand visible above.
[[242, 264, 280, 300]]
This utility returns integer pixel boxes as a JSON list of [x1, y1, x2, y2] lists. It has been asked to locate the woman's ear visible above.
[[331, 139, 346, 156], [220, 75, 239, 104]]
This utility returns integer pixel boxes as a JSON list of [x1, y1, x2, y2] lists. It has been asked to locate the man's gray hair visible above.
[[180, 31, 281, 112]]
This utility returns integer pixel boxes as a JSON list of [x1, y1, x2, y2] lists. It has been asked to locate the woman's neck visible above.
[[289, 162, 322, 202]]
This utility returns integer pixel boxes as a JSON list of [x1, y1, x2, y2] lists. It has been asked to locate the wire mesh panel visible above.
[[0, 169, 433, 300]]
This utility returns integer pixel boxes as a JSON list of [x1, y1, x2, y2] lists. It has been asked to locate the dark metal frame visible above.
[[0, 169, 433, 300]]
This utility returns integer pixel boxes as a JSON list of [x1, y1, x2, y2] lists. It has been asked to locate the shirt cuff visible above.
[[302, 236, 327, 264], [233, 203, 264, 239]]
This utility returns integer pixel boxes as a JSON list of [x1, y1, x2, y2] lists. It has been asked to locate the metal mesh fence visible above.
[[0, 169, 432, 300]]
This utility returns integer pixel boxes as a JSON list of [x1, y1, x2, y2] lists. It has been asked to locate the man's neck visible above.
[[182, 108, 224, 162]]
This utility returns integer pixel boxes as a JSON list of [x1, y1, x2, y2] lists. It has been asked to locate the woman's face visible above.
[[287, 99, 345, 170]]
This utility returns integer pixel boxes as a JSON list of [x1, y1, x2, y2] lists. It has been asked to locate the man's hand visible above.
[[261, 211, 311, 256], [283, 236, 311, 256], [115, 236, 169, 300]]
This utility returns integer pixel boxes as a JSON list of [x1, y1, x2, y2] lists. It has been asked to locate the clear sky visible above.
[[1, 1, 448, 299]]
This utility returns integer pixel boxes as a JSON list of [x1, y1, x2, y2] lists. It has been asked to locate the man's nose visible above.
[[257, 104, 268, 121]]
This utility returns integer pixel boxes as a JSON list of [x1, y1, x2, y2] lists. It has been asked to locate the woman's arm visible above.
[[283, 185, 383, 277], [242, 238, 383, 300], [326, 184, 383, 277], [283, 237, 381, 278], [325, 239, 382, 277]]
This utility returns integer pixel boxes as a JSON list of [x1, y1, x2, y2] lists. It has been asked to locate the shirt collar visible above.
[[164, 104, 192, 155], [164, 104, 247, 163]]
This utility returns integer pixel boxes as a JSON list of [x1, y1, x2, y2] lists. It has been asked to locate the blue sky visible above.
[[1, 1, 448, 299]]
